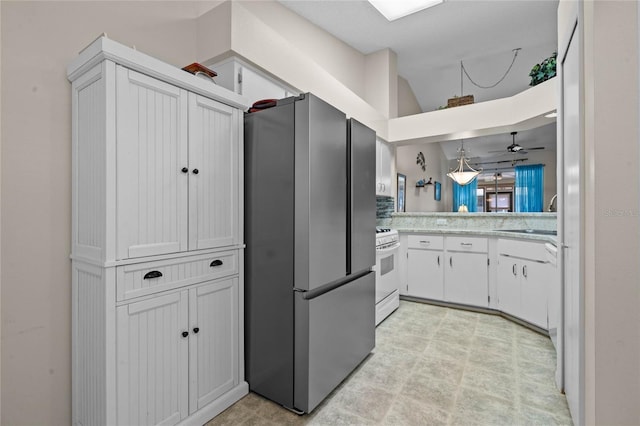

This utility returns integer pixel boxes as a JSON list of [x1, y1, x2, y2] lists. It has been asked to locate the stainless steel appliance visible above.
[[375, 228, 400, 325], [244, 93, 376, 414]]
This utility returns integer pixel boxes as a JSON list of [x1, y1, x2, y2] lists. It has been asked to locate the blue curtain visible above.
[[515, 164, 544, 212], [452, 179, 478, 212]]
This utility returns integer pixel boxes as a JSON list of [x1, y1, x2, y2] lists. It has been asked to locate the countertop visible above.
[[394, 228, 557, 245], [380, 212, 557, 245]]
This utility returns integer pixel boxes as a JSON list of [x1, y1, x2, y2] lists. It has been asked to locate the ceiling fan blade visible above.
[[525, 146, 545, 150], [488, 149, 507, 153]]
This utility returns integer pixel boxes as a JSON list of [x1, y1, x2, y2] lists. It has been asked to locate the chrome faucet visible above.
[[548, 194, 558, 212]]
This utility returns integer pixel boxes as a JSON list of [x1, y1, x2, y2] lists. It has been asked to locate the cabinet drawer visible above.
[[407, 235, 444, 250], [116, 251, 238, 301], [445, 236, 488, 253], [497, 239, 548, 263]]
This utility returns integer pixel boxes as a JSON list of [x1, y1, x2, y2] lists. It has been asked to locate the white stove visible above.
[[375, 228, 400, 325]]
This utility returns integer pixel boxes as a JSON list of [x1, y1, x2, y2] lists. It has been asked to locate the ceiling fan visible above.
[[471, 157, 528, 167], [489, 131, 545, 154]]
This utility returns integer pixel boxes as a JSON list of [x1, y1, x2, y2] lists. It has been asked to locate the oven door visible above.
[[375, 242, 400, 304]]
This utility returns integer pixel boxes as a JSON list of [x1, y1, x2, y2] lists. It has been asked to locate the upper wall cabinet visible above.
[[376, 138, 393, 196], [209, 57, 299, 106]]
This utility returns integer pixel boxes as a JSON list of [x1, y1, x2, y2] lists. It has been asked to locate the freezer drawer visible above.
[[294, 272, 375, 413]]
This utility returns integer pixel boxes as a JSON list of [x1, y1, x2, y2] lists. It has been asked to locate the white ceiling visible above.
[[278, 0, 559, 160]]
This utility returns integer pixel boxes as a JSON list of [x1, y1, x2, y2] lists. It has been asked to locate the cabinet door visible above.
[[188, 278, 238, 413], [407, 249, 444, 299], [520, 260, 549, 329], [117, 291, 189, 425], [188, 94, 238, 250], [376, 139, 393, 196], [446, 252, 488, 307], [497, 256, 520, 317], [116, 66, 188, 260]]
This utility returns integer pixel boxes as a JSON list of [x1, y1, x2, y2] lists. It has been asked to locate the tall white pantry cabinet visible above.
[[68, 37, 251, 426]]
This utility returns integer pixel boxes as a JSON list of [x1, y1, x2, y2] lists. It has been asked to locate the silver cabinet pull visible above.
[[460, 242, 473, 247], [450, 256, 453, 267], [437, 255, 440, 266], [522, 265, 528, 278], [512, 264, 517, 276]]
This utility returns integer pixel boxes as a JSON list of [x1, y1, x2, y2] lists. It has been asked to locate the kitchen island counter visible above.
[[379, 212, 557, 245]]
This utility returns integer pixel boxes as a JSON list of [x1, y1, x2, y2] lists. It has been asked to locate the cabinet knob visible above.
[[193, 327, 200, 334], [181, 167, 188, 173], [192, 168, 199, 175], [181, 331, 189, 338]]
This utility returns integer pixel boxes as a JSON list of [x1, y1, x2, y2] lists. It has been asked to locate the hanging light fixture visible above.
[[447, 140, 481, 186]]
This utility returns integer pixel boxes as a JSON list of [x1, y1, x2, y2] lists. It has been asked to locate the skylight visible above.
[[368, 0, 444, 21]]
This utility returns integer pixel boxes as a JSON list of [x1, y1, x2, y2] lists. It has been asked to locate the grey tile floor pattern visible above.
[[206, 301, 573, 426]]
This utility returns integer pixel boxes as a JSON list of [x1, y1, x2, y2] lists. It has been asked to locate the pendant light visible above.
[[447, 140, 481, 186]]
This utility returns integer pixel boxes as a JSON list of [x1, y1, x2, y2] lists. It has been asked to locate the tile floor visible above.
[[206, 300, 573, 425]]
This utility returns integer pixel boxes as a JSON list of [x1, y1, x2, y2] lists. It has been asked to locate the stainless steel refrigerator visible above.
[[244, 93, 376, 413]]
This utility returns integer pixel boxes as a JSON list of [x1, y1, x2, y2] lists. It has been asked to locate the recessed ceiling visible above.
[[278, 0, 558, 158]]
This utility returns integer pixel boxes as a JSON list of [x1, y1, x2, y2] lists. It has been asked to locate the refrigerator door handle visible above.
[[295, 270, 372, 300]]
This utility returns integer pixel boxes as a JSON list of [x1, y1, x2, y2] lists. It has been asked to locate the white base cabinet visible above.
[[403, 232, 554, 331], [406, 235, 444, 299], [405, 234, 489, 307], [69, 37, 250, 426], [497, 239, 551, 329], [444, 237, 489, 307]]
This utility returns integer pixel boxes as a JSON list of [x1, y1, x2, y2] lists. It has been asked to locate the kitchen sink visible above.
[[496, 229, 557, 236]]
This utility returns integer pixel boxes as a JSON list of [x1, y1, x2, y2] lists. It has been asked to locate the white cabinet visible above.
[[188, 95, 239, 251], [445, 237, 489, 307], [376, 138, 393, 196], [188, 278, 239, 411], [116, 291, 189, 425], [496, 256, 520, 316], [496, 239, 551, 329], [116, 67, 239, 260], [209, 57, 298, 106], [404, 234, 488, 307], [69, 37, 249, 426], [401, 231, 554, 330], [406, 235, 444, 299], [116, 278, 239, 425]]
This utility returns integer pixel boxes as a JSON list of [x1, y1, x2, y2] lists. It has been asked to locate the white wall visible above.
[[0, 2, 206, 424], [365, 49, 398, 119], [397, 75, 422, 116], [396, 142, 447, 212], [217, 0, 389, 136], [232, 0, 367, 99], [419, 42, 558, 113]]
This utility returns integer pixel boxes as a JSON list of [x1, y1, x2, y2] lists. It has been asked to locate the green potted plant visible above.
[[529, 52, 557, 86]]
